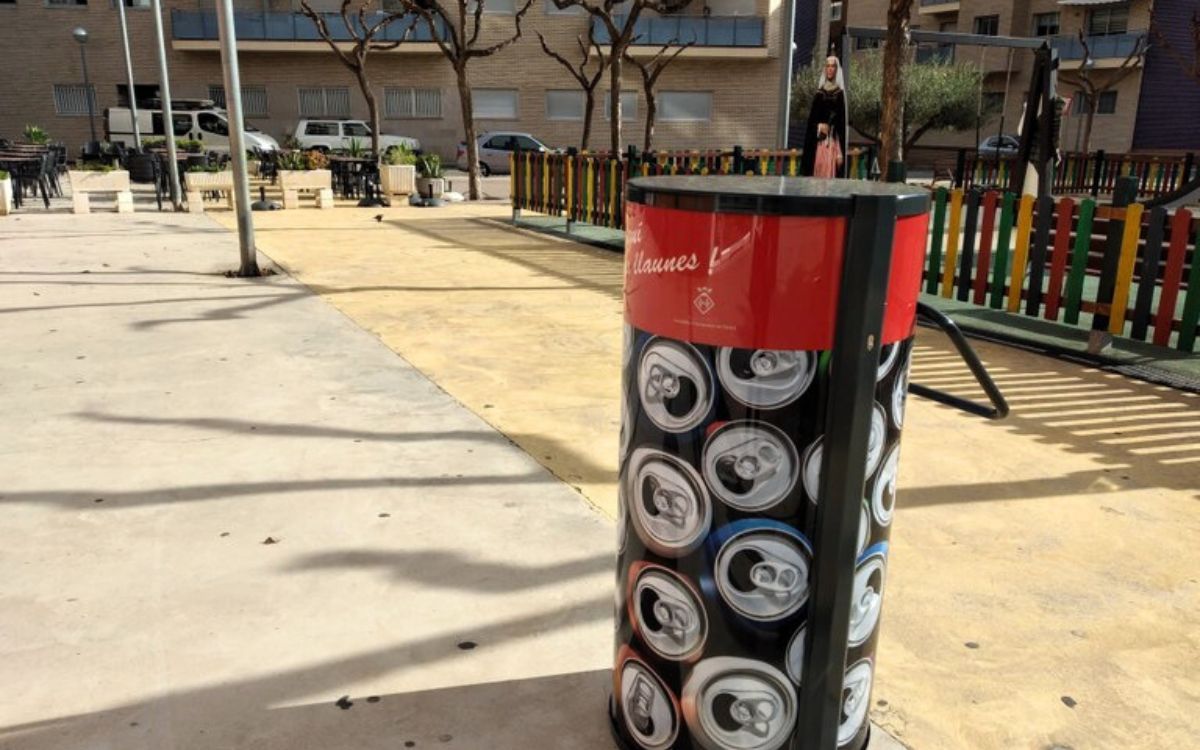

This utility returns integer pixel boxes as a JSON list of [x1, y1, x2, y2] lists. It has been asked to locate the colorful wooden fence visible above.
[[926, 186, 1200, 352], [511, 146, 875, 233], [961, 150, 1195, 201]]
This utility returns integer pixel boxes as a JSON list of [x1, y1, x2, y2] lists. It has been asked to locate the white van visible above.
[[106, 102, 279, 152]]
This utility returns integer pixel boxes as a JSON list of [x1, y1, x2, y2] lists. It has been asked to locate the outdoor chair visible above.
[[126, 152, 163, 211]]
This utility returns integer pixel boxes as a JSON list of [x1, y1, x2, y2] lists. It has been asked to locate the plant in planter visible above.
[[282, 133, 302, 150], [23, 125, 50, 145], [380, 144, 418, 196], [277, 150, 334, 209], [346, 137, 366, 159], [305, 149, 329, 171], [179, 139, 204, 154], [414, 154, 445, 199]]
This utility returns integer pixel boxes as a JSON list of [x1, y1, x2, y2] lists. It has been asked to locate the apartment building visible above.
[[0, 0, 791, 158], [846, 0, 1177, 154]]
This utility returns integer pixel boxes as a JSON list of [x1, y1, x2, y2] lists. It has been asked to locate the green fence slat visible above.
[[1179, 229, 1200, 352], [1063, 199, 1096, 326], [990, 192, 1016, 309], [927, 188, 948, 294]]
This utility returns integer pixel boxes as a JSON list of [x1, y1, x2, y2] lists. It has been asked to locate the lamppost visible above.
[[73, 27, 97, 144]]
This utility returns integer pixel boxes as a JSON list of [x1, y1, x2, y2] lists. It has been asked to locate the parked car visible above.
[[295, 119, 419, 153], [456, 132, 550, 176], [106, 104, 280, 152], [978, 134, 1020, 158]]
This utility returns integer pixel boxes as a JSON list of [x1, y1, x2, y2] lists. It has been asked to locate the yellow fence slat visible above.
[[1007, 194, 1035, 313], [941, 189, 964, 297], [1109, 203, 1146, 335]]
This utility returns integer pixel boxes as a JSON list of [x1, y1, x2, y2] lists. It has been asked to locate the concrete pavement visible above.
[[0, 212, 614, 749]]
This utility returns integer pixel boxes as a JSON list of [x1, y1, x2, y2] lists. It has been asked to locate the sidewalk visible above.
[[0, 212, 614, 749]]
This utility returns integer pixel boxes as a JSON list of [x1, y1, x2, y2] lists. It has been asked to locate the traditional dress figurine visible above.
[[801, 55, 849, 179]]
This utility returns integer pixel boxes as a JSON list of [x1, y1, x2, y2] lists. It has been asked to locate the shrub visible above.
[[179, 139, 204, 154], [282, 133, 302, 150], [415, 153, 443, 179], [0, 170, 9, 180], [23, 125, 49, 145], [383, 144, 417, 166], [305, 149, 329, 171]]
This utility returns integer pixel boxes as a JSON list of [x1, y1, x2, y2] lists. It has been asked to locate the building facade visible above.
[[0, 0, 790, 159], [846, 0, 1177, 154]]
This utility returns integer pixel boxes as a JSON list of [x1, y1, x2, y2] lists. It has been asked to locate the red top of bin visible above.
[[626, 176, 930, 219]]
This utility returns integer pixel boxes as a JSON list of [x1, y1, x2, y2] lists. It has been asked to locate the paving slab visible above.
[[0, 212, 615, 750], [211, 201, 1200, 750]]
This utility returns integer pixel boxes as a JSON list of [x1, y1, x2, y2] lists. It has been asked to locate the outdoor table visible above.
[[327, 156, 376, 199], [0, 153, 47, 209]]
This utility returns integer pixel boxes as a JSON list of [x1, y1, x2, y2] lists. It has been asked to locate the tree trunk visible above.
[[609, 56, 623, 153], [880, 0, 912, 174], [456, 67, 481, 200], [355, 63, 382, 162], [582, 91, 594, 151], [1082, 101, 1096, 154], [644, 93, 656, 152]]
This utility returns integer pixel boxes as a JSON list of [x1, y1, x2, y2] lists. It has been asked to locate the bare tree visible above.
[[298, 0, 412, 160], [537, 29, 608, 151], [551, 0, 693, 153], [624, 38, 693, 151], [1058, 31, 1148, 153], [880, 0, 914, 177], [1151, 9, 1200, 84], [402, 0, 535, 199]]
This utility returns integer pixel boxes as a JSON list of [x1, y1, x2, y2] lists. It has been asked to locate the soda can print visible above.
[[629, 562, 708, 662], [848, 549, 887, 647], [876, 341, 901, 382], [702, 421, 800, 512], [625, 447, 712, 558], [801, 403, 888, 503], [716, 348, 817, 409], [681, 657, 798, 750], [713, 522, 812, 622], [858, 501, 871, 557], [617, 485, 629, 554], [620, 394, 636, 463], [871, 444, 900, 527], [785, 624, 806, 685], [638, 338, 714, 433], [839, 659, 874, 747], [618, 651, 681, 750], [891, 364, 909, 429]]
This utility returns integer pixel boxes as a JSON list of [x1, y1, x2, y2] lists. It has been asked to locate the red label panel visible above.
[[624, 203, 928, 350]]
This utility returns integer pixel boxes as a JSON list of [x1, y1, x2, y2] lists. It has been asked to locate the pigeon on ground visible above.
[[373, 214, 383, 222]]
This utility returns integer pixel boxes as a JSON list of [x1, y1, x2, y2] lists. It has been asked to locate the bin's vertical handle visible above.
[[794, 194, 898, 750]]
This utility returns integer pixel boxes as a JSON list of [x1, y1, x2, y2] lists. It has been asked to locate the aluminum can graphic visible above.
[[629, 562, 708, 662], [638, 338, 714, 432], [613, 178, 929, 750], [617, 648, 682, 750], [839, 659, 874, 747], [702, 421, 800, 512], [624, 447, 712, 558], [711, 521, 812, 623], [801, 402, 888, 504], [717, 348, 817, 409], [682, 657, 798, 750], [871, 444, 900, 527], [848, 546, 887, 647]]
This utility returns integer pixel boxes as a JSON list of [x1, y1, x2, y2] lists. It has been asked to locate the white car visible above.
[[456, 132, 550, 176], [295, 119, 419, 152]]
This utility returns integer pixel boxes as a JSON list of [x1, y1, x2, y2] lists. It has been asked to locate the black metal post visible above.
[[954, 149, 967, 188], [794, 194, 897, 750], [1091, 149, 1106, 197], [732, 144, 744, 175], [1184, 152, 1195, 185]]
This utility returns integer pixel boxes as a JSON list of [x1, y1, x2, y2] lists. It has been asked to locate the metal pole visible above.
[[151, 0, 182, 210], [777, 0, 798, 149], [79, 45, 97, 144], [794, 193, 897, 749], [215, 0, 260, 276], [116, 0, 142, 150]]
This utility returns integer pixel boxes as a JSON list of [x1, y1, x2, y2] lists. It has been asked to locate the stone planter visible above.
[[68, 170, 134, 214], [380, 164, 416, 196], [415, 176, 445, 200], [279, 169, 334, 209], [184, 170, 236, 213], [0, 176, 12, 216]]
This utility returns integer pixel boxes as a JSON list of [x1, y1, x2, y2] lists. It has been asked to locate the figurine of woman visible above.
[[801, 55, 849, 179]]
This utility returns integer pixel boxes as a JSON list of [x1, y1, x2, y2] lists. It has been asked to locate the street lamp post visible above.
[[73, 27, 97, 144]]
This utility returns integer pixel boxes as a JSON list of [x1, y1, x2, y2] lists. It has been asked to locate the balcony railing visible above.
[[592, 14, 765, 47], [1050, 32, 1146, 61], [171, 10, 448, 44], [919, 0, 960, 8]]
